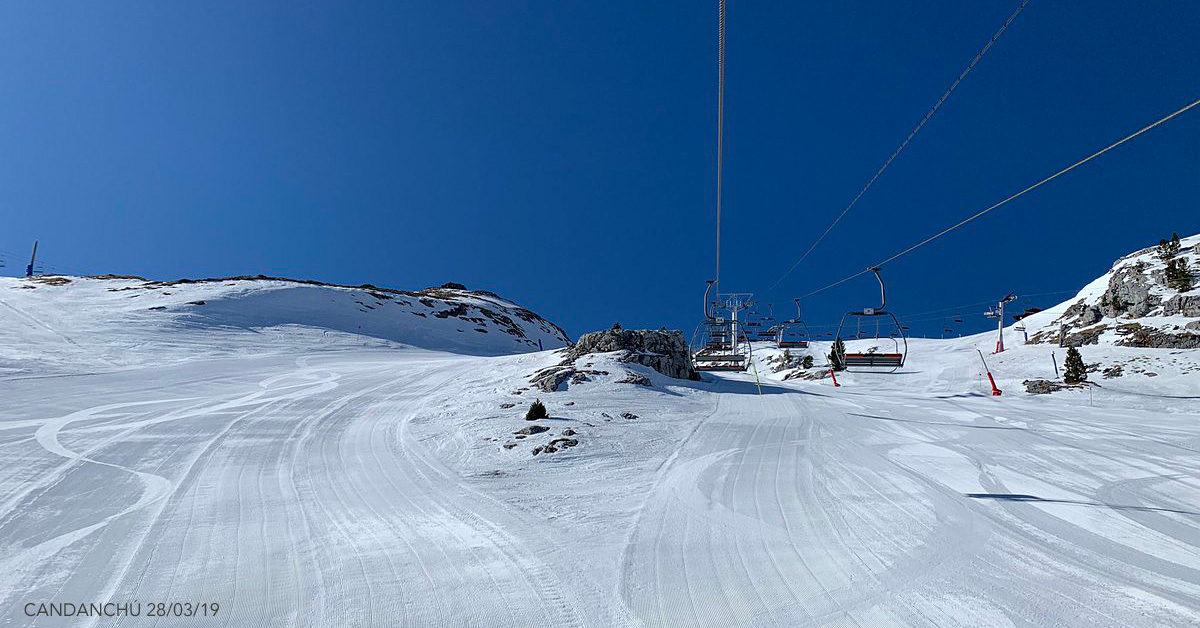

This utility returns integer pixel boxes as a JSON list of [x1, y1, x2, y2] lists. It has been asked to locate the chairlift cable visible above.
[[798, 95, 1200, 300], [714, 0, 726, 290], [768, 0, 1031, 291]]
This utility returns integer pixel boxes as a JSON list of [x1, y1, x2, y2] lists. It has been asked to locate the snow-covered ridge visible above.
[[0, 275, 569, 376], [1019, 233, 1200, 347]]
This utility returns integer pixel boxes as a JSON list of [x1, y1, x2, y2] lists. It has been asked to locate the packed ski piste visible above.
[[2, 233, 1199, 627]]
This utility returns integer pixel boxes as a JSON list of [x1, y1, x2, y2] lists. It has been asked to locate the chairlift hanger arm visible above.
[[703, 279, 715, 320]]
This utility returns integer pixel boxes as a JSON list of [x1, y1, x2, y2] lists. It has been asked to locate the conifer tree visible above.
[[1158, 233, 1182, 260], [829, 338, 846, 372], [525, 398, 549, 420], [1063, 347, 1087, 384], [1166, 258, 1194, 292]]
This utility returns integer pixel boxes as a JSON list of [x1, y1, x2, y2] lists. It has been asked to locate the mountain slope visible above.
[[0, 275, 569, 376], [1020, 233, 1200, 348]]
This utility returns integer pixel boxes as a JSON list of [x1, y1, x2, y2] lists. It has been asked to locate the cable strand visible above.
[[770, 0, 1030, 291], [799, 96, 1200, 300]]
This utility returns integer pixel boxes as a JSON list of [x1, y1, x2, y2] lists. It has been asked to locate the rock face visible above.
[[1026, 233, 1199, 349], [1163, 294, 1200, 317], [565, 329, 699, 381], [1115, 323, 1200, 349], [1101, 263, 1157, 319]]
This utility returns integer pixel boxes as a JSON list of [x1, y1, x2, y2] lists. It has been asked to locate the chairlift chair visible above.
[[777, 298, 811, 348], [833, 268, 908, 372], [690, 280, 752, 372]]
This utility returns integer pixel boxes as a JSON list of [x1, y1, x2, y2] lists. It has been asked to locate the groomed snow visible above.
[[2, 276, 1199, 627]]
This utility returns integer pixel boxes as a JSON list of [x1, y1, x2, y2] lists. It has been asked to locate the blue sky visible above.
[[2, 1, 1197, 339]]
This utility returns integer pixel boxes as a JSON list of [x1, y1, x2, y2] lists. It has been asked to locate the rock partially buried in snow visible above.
[[529, 328, 698, 392], [566, 329, 699, 380], [514, 425, 549, 436], [618, 372, 651, 386], [1023, 379, 1094, 394]]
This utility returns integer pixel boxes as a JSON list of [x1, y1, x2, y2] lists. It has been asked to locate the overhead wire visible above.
[[797, 95, 1200, 300], [714, 0, 726, 291], [768, 0, 1031, 291]]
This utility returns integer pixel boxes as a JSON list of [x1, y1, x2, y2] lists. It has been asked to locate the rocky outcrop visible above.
[[565, 329, 699, 381], [1029, 234, 1199, 347], [1163, 294, 1200, 317], [1114, 323, 1200, 349], [1062, 324, 1108, 347], [528, 328, 698, 391], [1023, 379, 1092, 394], [530, 366, 610, 393], [1099, 263, 1157, 318]]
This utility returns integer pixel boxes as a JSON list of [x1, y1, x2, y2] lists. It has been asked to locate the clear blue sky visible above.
[[2, 1, 1197, 339]]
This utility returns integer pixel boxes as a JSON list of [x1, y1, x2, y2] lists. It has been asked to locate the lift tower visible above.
[[985, 292, 1018, 353]]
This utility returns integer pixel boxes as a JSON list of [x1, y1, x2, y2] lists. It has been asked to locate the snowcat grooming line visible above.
[[833, 267, 908, 373]]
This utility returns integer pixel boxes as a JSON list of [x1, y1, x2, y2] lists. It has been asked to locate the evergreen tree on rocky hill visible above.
[[1063, 347, 1087, 384]]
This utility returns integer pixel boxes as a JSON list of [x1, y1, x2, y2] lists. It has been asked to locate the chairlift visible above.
[[690, 280, 752, 372], [833, 268, 908, 372], [777, 298, 810, 348]]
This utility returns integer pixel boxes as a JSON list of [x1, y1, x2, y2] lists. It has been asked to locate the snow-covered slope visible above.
[[2, 242, 1199, 628], [0, 275, 569, 376], [1019, 233, 1200, 347]]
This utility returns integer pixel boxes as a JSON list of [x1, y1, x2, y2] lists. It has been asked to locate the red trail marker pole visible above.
[[976, 349, 1002, 396]]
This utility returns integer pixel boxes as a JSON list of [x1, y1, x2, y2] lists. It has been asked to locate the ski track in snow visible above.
[[2, 347, 1199, 627]]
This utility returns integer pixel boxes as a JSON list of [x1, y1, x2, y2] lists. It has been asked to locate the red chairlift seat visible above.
[[833, 268, 908, 373]]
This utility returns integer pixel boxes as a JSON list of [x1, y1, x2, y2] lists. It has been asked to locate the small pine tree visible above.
[[1165, 258, 1195, 292], [829, 338, 846, 372], [1157, 233, 1182, 260], [612, 322, 622, 331], [525, 398, 548, 420], [801, 354, 814, 369], [1063, 347, 1087, 384], [781, 348, 792, 365]]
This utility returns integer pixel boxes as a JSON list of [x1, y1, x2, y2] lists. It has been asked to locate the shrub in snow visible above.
[[1064, 347, 1087, 384], [525, 398, 549, 420], [802, 355, 814, 369]]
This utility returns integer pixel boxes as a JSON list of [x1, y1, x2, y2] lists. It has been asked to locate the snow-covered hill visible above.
[[0, 275, 569, 376], [1020, 233, 1200, 348]]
